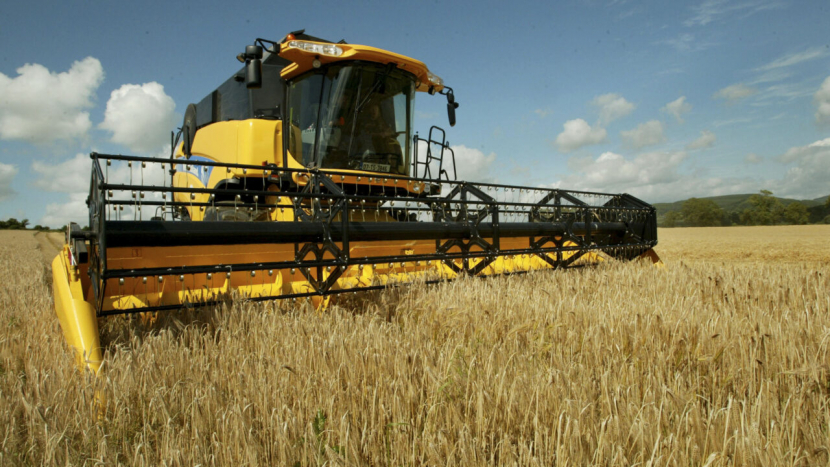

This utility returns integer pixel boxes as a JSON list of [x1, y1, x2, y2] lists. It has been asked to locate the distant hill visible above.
[[654, 193, 830, 225]]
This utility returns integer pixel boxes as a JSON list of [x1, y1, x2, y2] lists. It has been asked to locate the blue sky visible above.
[[1, 0, 829, 227]]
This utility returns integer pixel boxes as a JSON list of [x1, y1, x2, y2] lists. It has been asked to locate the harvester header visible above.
[[51, 30, 660, 374]]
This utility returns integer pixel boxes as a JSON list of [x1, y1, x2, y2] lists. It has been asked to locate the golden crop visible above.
[[1, 226, 828, 465]]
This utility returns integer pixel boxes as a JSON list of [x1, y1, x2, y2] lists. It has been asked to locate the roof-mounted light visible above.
[[427, 70, 443, 87], [287, 40, 343, 57]]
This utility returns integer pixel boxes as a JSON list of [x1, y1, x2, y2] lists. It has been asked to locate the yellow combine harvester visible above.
[[52, 30, 660, 374]]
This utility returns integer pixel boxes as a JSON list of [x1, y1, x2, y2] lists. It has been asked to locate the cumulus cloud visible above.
[[815, 76, 830, 124], [100, 82, 178, 153], [591, 93, 635, 125], [554, 119, 607, 152], [451, 145, 497, 182], [713, 83, 756, 102], [620, 120, 664, 149], [554, 150, 759, 202], [0, 57, 103, 143], [550, 136, 830, 203], [565, 151, 686, 191], [686, 130, 716, 149], [774, 137, 830, 198], [32, 153, 101, 227], [0, 163, 18, 202], [31, 153, 91, 194], [39, 193, 90, 229], [33, 149, 170, 227], [415, 141, 496, 182], [662, 96, 692, 123]]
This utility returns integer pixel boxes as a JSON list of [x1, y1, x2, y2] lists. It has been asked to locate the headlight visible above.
[[427, 71, 443, 87], [287, 41, 343, 57]]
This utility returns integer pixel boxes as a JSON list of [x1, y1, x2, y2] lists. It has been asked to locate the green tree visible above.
[[743, 190, 784, 225], [783, 202, 809, 225], [680, 198, 723, 226], [725, 211, 741, 226], [663, 211, 680, 227], [20, 219, 29, 229], [739, 208, 754, 225]]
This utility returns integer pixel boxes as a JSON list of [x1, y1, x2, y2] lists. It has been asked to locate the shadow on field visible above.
[[330, 287, 412, 322], [96, 287, 413, 351], [98, 304, 227, 351]]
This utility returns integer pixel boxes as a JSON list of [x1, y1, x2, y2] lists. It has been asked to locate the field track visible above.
[[1, 226, 828, 465], [32, 231, 63, 266]]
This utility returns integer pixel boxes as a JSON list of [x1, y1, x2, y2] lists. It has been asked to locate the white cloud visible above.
[[591, 93, 635, 125], [0, 57, 103, 143], [100, 82, 178, 153], [774, 138, 830, 199], [451, 145, 497, 182], [744, 153, 763, 164], [554, 119, 607, 152], [565, 151, 685, 191], [534, 108, 552, 118], [31, 153, 91, 194], [0, 163, 18, 202], [754, 81, 816, 103], [415, 141, 496, 182], [550, 136, 830, 203], [748, 69, 792, 85], [815, 76, 830, 124], [554, 150, 759, 202], [686, 130, 716, 149], [684, 0, 785, 27], [40, 192, 90, 229], [620, 120, 664, 149], [662, 96, 692, 123], [755, 47, 829, 72], [33, 149, 170, 227], [778, 137, 830, 164], [713, 83, 756, 102]]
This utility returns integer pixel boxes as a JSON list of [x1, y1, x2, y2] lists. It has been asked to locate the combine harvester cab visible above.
[[52, 31, 660, 374]]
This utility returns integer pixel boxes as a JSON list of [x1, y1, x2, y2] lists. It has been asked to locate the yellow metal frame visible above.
[[173, 119, 427, 221], [278, 41, 443, 93], [52, 234, 660, 375], [52, 246, 102, 374]]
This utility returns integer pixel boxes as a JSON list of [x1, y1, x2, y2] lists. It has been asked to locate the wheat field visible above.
[[1, 226, 828, 466]]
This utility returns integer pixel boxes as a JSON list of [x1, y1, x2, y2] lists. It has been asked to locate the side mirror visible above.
[[446, 90, 459, 127], [246, 59, 262, 89], [240, 45, 263, 89]]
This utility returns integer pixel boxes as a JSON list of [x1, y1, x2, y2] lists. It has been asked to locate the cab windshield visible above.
[[287, 62, 415, 176]]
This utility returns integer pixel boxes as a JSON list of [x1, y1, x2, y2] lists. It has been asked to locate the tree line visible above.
[[662, 190, 830, 227], [0, 218, 59, 231]]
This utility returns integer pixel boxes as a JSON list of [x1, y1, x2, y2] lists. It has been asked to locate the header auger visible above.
[[52, 30, 661, 374]]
